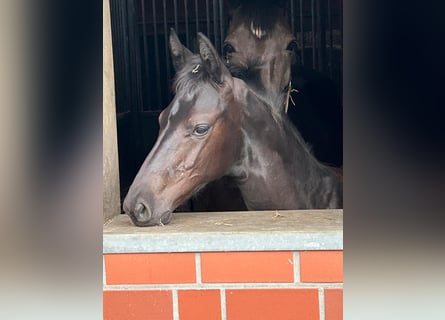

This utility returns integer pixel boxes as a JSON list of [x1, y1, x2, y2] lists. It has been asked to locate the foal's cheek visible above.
[[212, 121, 237, 164]]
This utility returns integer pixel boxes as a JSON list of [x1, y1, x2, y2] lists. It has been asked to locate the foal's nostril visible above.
[[134, 202, 152, 221]]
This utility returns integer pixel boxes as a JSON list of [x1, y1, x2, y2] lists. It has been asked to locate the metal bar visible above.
[[184, 0, 190, 48], [110, 0, 122, 111], [162, 0, 171, 88], [119, 3, 131, 110], [299, 0, 305, 65], [195, 0, 199, 35], [173, 0, 178, 32], [340, 0, 343, 57], [316, 0, 321, 71], [290, 0, 295, 35], [141, 0, 150, 110], [311, 0, 316, 69], [125, 0, 143, 154], [127, 0, 143, 112], [206, 0, 210, 37], [328, 0, 333, 78], [213, 0, 219, 51], [317, 0, 326, 72], [219, 0, 224, 53], [152, 0, 161, 107], [140, 110, 165, 117], [340, 0, 343, 100]]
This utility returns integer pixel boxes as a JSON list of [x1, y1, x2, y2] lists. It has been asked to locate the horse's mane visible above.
[[241, 78, 336, 176]]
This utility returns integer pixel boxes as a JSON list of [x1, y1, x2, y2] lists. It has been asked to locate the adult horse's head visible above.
[[224, 0, 298, 110], [123, 30, 241, 226]]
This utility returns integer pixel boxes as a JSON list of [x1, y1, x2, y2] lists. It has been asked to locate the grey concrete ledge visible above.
[[103, 210, 343, 253]]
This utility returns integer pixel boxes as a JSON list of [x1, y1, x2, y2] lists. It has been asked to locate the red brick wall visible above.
[[103, 250, 343, 320]]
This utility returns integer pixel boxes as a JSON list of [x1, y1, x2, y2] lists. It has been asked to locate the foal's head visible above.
[[224, 0, 298, 109], [123, 30, 241, 226]]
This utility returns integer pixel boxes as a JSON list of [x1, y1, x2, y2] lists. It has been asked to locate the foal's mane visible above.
[[172, 55, 220, 93]]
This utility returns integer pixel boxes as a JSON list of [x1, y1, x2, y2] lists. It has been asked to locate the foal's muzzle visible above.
[[125, 201, 155, 227], [124, 199, 174, 227], [134, 202, 152, 222]]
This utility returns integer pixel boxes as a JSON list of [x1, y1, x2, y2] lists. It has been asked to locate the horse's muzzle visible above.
[[125, 201, 155, 227]]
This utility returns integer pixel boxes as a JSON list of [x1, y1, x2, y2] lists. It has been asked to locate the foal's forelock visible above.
[[250, 21, 266, 39], [172, 56, 220, 94]]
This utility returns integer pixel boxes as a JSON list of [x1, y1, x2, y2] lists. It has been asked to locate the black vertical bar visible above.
[[110, 0, 119, 110], [162, 0, 171, 92], [317, 0, 326, 72], [213, 0, 219, 51], [300, 0, 305, 65], [173, 0, 178, 32], [328, 0, 333, 78], [184, 0, 190, 48], [340, 0, 343, 58], [206, 0, 211, 37], [126, 0, 143, 157], [316, 0, 321, 71], [122, 0, 131, 110], [219, 0, 224, 53], [311, 0, 316, 69], [290, 0, 295, 35], [141, 0, 150, 110], [340, 0, 343, 100], [111, 0, 124, 111], [152, 0, 161, 107], [195, 0, 199, 35]]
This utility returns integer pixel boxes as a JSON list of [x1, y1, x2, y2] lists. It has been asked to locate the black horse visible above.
[[224, 0, 343, 168]]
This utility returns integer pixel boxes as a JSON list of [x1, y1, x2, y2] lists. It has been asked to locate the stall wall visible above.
[[103, 250, 343, 320]]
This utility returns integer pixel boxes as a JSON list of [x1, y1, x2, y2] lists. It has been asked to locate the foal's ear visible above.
[[197, 32, 229, 84], [169, 28, 193, 71]]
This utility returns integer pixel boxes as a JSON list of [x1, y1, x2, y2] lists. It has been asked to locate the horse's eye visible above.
[[223, 43, 235, 56], [192, 124, 210, 136], [286, 40, 298, 52]]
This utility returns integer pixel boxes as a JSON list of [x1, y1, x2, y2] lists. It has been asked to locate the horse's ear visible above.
[[169, 28, 192, 71], [197, 32, 228, 84]]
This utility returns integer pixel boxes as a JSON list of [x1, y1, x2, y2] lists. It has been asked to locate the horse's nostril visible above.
[[134, 202, 152, 221], [134, 203, 144, 215]]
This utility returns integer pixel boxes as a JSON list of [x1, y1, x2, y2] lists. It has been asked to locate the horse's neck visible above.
[[243, 78, 287, 113], [231, 81, 341, 209]]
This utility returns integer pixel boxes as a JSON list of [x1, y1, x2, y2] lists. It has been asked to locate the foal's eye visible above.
[[286, 40, 298, 52], [223, 43, 235, 56], [192, 124, 210, 136]]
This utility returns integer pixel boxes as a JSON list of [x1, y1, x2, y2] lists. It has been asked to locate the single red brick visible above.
[[103, 290, 172, 320], [178, 290, 221, 320], [325, 288, 343, 320], [105, 253, 196, 284], [300, 251, 343, 282], [226, 288, 319, 320], [201, 251, 294, 283]]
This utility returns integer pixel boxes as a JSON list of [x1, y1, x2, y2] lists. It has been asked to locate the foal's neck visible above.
[[231, 80, 341, 210]]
